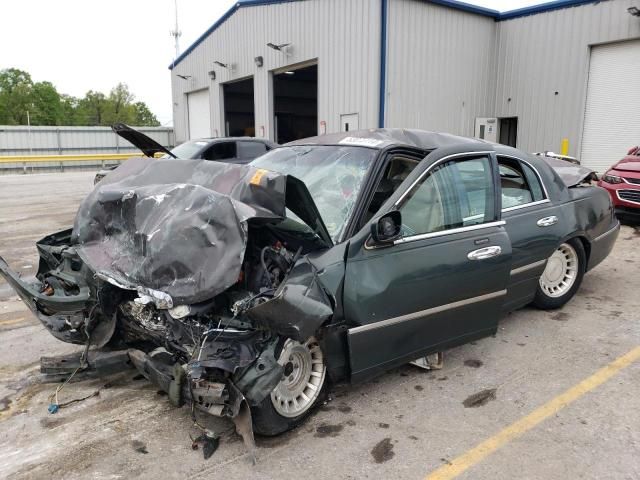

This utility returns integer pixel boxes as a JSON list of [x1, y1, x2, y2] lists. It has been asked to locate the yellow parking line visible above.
[[0, 317, 26, 326], [426, 346, 640, 480]]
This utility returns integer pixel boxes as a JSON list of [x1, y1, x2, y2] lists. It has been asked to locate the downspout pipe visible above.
[[378, 0, 388, 128]]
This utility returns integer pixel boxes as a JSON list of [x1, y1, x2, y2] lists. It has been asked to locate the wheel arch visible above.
[[560, 231, 592, 267]]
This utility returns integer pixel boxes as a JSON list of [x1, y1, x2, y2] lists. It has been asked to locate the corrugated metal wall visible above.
[[384, 0, 497, 137], [171, 0, 381, 144], [172, 0, 640, 156], [0, 126, 175, 156], [494, 0, 640, 156]]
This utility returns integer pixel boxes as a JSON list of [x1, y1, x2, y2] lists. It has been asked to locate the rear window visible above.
[[166, 140, 207, 159], [237, 141, 269, 160], [202, 142, 236, 161]]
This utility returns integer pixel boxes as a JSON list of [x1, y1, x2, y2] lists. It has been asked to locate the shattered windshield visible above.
[[250, 145, 376, 242]]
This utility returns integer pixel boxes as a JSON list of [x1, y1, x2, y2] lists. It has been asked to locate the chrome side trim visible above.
[[348, 290, 508, 335], [510, 259, 547, 276], [497, 154, 550, 200], [622, 177, 640, 185], [502, 199, 550, 213], [394, 150, 494, 207], [594, 222, 620, 242], [616, 189, 640, 206], [394, 220, 506, 245]]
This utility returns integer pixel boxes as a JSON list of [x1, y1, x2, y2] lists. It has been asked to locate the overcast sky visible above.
[[1, 0, 541, 126]]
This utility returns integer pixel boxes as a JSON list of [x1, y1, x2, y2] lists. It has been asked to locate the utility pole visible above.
[[170, 0, 182, 68], [26, 110, 33, 155]]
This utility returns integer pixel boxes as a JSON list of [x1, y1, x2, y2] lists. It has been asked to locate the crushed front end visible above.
[[0, 157, 336, 456]]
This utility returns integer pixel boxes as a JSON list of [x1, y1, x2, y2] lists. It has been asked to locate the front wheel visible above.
[[251, 337, 327, 436], [532, 239, 586, 310]]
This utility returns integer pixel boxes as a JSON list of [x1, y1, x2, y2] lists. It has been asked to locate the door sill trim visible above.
[[510, 259, 547, 276], [348, 289, 507, 334]]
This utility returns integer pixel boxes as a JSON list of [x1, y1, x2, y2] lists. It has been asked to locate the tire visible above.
[[532, 238, 586, 310], [251, 337, 327, 436]]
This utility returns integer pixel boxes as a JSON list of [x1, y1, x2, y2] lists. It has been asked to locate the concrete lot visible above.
[[0, 172, 639, 480]]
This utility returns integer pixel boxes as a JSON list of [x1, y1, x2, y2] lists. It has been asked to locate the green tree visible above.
[[132, 101, 160, 126], [31, 81, 63, 125], [77, 90, 108, 125], [60, 94, 80, 125], [104, 83, 135, 124], [0, 68, 161, 126], [0, 68, 34, 124]]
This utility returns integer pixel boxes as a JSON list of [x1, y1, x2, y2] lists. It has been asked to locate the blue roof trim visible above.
[[378, 0, 388, 128], [169, 0, 300, 70], [169, 0, 605, 69], [425, 0, 499, 18]]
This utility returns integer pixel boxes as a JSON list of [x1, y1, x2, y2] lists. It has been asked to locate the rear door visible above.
[[498, 154, 563, 311], [344, 148, 512, 383]]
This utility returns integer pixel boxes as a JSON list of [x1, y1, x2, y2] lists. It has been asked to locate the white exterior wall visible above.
[[384, 0, 497, 137], [494, 0, 640, 155], [171, 0, 381, 144]]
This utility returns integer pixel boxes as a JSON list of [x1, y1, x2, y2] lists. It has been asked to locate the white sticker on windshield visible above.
[[195, 141, 208, 146], [338, 137, 384, 147]]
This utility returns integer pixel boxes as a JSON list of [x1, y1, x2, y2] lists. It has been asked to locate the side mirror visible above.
[[370, 210, 402, 245]]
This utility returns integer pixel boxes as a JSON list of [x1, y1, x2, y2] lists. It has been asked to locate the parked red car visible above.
[[598, 146, 640, 221]]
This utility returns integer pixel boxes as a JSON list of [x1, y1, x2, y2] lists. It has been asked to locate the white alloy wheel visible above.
[[270, 337, 326, 418], [539, 243, 579, 298]]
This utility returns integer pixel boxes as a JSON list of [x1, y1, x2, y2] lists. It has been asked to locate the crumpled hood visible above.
[[71, 156, 324, 305]]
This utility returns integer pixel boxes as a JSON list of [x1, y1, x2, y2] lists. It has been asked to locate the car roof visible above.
[[285, 128, 486, 151], [188, 137, 277, 145]]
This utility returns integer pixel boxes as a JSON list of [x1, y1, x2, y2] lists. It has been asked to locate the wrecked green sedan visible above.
[[0, 129, 619, 450]]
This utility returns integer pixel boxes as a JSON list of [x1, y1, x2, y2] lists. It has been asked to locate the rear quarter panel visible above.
[[527, 154, 618, 272], [558, 185, 618, 271]]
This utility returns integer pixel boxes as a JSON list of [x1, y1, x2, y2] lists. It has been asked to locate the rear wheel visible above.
[[532, 239, 586, 310], [251, 337, 327, 436]]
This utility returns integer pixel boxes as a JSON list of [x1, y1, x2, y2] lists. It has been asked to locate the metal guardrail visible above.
[[0, 152, 163, 174], [0, 153, 137, 164]]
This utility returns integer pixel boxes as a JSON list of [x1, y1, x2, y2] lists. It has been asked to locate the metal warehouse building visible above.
[[170, 0, 640, 172]]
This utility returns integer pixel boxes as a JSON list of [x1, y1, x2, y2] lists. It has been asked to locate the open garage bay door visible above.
[[223, 78, 255, 136], [274, 64, 317, 143], [581, 40, 640, 172], [187, 89, 211, 139]]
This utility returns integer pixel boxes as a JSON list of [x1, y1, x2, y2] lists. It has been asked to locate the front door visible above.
[[344, 149, 512, 383]]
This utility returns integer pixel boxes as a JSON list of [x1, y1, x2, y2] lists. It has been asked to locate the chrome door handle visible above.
[[467, 246, 502, 260], [537, 216, 558, 227]]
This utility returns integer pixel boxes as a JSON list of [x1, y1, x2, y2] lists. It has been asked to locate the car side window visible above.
[[521, 162, 545, 202], [398, 156, 495, 237], [202, 142, 237, 161], [237, 141, 268, 160], [498, 157, 545, 209]]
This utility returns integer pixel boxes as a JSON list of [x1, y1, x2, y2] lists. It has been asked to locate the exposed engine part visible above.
[[122, 301, 166, 332], [190, 378, 229, 416], [248, 242, 299, 292], [169, 305, 191, 319]]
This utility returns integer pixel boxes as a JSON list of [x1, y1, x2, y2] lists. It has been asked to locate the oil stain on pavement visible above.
[[463, 388, 497, 408], [371, 437, 395, 463], [315, 423, 344, 438], [464, 359, 483, 368]]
